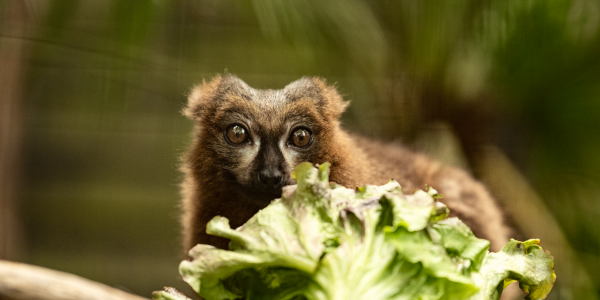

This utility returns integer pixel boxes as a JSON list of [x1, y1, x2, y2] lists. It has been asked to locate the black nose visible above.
[[258, 169, 283, 190]]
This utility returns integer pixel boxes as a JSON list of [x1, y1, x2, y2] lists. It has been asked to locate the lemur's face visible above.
[[186, 75, 347, 206]]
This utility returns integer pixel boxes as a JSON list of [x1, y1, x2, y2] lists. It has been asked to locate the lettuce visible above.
[[154, 163, 555, 300]]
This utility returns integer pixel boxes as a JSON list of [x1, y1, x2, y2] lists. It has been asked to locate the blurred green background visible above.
[[2, 0, 600, 299]]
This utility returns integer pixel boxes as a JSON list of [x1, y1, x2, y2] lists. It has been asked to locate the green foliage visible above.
[[159, 163, 555, 300]]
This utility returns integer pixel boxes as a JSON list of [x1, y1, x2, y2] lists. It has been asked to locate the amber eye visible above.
[[290, 128, 312, 148], [225, 124, 248, 144]]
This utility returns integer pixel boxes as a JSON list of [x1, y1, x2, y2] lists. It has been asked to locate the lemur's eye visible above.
[[225, 124, 248, 145], [290, 128, 312, 148]]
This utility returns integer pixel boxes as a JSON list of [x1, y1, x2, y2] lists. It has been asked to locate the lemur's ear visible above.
[[311, 77, 349, 119], [285, 77, 349, 119], [183, 75, 223, 121]]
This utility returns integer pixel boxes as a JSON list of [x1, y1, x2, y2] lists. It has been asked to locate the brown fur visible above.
[[181, 74, 511, 253]]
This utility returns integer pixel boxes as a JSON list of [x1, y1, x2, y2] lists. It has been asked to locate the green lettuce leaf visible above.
[[152, 288, 192, 300], [470, 239, 556, 300], [161, 162, 555, 300]]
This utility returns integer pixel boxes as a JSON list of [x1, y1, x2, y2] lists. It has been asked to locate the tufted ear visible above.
[[310, 77, 349, 119], [285, 77, 349, 120], [183, 75, 223, 121]]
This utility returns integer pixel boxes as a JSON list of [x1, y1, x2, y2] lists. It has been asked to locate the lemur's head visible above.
[[185, 74, 348, 205]]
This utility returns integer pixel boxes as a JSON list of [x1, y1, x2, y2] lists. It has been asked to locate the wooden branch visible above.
[[0, 260, 149, 300]]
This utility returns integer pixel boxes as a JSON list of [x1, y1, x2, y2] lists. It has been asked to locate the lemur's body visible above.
[[181, 74, 511, 252]]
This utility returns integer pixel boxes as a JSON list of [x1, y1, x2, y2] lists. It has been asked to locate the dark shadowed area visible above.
[[1, 0, 600, 299]]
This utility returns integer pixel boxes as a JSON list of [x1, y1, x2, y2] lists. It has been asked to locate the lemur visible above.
[[180, 74, 511, 253]]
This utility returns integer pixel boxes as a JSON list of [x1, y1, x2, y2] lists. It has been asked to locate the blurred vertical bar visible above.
[[480, 147, 598, 300], [0, 1, 29, 260]]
